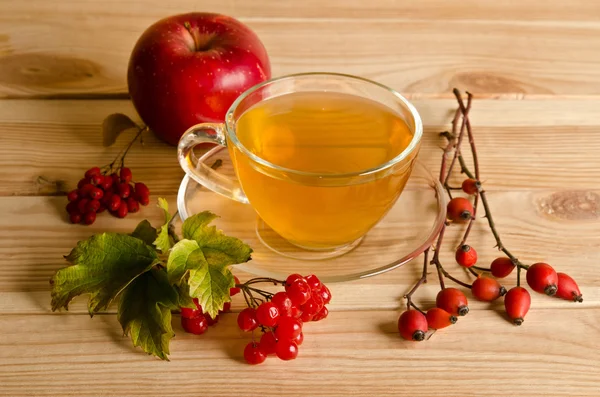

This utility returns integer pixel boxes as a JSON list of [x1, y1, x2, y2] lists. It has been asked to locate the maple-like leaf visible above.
[[51, 233, 158, 314], [117, 268, 179, 361], [153, 198, 173, 253], [131, 220, 158, 246]]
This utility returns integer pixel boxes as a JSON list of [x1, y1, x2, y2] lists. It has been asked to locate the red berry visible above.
[[66, 201, 78, 214], [312, 306, 329, 322], [205, 313, 219, 326], [230, 276, 241, 296], [504, 286, 531, 326], [134, 182, 150, 197], [117, 183, 131, 199], [526, 263, 558, 295], [83, 211, 96, 225], [256, 302, 280, 327], [90, 186, 105, 200], [120, 167, 133, 183], [490, 257, 515, 278], [127, 197, 140, 213], [446, 197, 474, 223], [77, 198, 89, 214], [436, 288, 469, 316], [69, 213, 82, 224], [85, 167, 101, 178], [81, 183, 95, 197], [300, 311, 313, 322], [98, 176, 111, 191], [180, 306, 201, 319], [138, 194, 150, 206], [77, 178, 89, 189], [461, 178, 479, 195], [286, 280, 312, 306], [398, 310, 428, 341], [471, 277, 506, 302], [86, 199, 101, 213], [426, 308, 457, 330], [97, 203, 106, 213], [318, 285, 332, 304], [275, 316, 302, 340], [181, 314, 208, 335], [290, 305, 301, 319], [90, 174, 103, 186], [455, 245, 478, 267], [67, 190, 79, 202], [243, 342, 267, 365], [556, 273, 583, 302], [271, 292, 293, 317], [300, 297, 322, 320], [237, 307, 258, 332], [293, 332, 304, 346], [305, 274, 322, 291], [275, 340, 299, 361], [108, 194, 121, 212], [222, 302, 232, 312], [260, 331, 278, 355], [110, 173, 120, 185], [285, 273, 304, 287], [116, 202, 128, 218]]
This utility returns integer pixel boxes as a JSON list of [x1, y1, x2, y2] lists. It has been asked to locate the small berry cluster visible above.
[[236, 274, 331, 365], [399, 90, 583, 341], [65, 166, 150, 225]]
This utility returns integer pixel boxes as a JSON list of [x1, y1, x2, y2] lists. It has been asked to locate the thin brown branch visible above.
[[404, 248, 429, 311]]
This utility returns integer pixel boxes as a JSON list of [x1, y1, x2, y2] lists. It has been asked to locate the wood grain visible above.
[[2, 3, 600, 97], [0, 310, 598, 397], [2, 98, 600, 197]]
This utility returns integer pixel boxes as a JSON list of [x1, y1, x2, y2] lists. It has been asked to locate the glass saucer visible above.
[[177, 146, 446, 283]]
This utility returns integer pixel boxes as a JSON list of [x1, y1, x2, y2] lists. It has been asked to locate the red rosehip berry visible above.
[[256, 302, 280, 327], [117, 183, 131, 199], [83, 211, 96, 225], [455, 244, 478, 267], [312, 306, 329, 322], [77, 178, 89, 189], [237, 307, 258, 332], [204, 313, 219, 326], [221, 302, 231, 313], [471, 276, 506, 302], [81, 183, 95, 198], [126, 197, 140, 213], [108, 194, 121, 212], [77, 198, 89, 214], [69, 212, 82, 224], [526, 262, 558, 296], [259, 331, 278, 355], [180, 306, 202, 319], [134, 182, 150, 197], [67, 190, 79, 202], [436, 288, 469, 316], [426, 308, 457, 330], [84, 167, 101, 178], [461, 178, 480, 195], [398, 310, 428, 341], [116, 202, 128, 218], [110, 173, 120, 185], [181, 314, 208, 335], [286, 279, 312, 306], [89, 187, 104, 200], [447, 197, 474, 223], [90, 174, 103, 186], [275, 340, 299, 361], [86, 199, 101, 213], [120, 167, 133, 183], [556, 273, 583, 302], [96, 203, 106, 213], [504, 286, 531, 326], [490, 257, 515, 278], [230, 276, 241, 296], [271, 291, 293, 317], [305, 274, 322, 291], [244, 342, 267, 365], [275, 316, 303, 341]]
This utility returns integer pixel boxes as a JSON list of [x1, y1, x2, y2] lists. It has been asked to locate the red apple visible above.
[[127, 13, 271, 146]]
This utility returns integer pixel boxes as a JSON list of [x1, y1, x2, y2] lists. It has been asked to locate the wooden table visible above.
[[1, 1, 599, 396]]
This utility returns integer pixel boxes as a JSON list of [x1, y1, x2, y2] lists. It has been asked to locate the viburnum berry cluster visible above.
[[65, 129, 150, 225], [398, 89, 583, 341], [178, 274, 331, 364]]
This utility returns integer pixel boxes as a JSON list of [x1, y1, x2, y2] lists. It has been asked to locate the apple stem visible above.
[[183, 21, 199, 51]]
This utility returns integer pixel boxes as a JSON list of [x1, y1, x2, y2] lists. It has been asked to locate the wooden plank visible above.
[[0, 310, 598, 397], [2, 9, 600, 97], [2, 98, 600, 197], [1, 194, 598, 312]]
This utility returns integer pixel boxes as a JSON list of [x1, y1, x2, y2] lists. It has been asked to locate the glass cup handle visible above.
[[177, 123, 249, 204]]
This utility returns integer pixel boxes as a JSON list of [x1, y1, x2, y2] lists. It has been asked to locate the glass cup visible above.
[[177, 73, 423, 256]]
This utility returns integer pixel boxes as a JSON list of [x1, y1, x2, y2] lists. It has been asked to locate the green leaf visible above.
[[182, 211, 252, 265], [174, 275, 197, 309], [117, 268, 179, 361], [153, 198, 173, 253], [188, 251, 235, 318], [131, 220, 158, 246], [51, 233, 159, 314], [166, 239, 201, 285]]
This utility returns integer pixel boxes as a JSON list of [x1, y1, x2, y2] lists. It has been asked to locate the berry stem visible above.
[[467, 267, 479, 277], [404, 247, 430, 311], [473, 266, 491, 272]]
